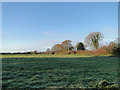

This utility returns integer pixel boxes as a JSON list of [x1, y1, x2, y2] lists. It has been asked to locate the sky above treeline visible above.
[[2, 2, 118, 52]]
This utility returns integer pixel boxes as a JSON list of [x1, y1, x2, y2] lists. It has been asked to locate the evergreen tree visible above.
[[77, 42, 85, 50]]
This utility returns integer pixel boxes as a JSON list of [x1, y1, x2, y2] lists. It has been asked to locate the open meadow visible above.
[[2, 55, 119, 89], [2, 2, 119, 89]]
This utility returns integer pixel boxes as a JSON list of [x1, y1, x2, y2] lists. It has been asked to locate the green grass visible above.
[[1, 54, 111, 58], [2, 57, 118, 89]]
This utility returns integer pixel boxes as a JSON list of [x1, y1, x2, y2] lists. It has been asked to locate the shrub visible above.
[[54, 50, 68, 55], [76, 50, 93, 55], [93, 46, 110, 56], [54, 50, 75, 55]]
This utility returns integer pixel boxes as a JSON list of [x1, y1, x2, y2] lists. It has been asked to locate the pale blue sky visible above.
[[2, 2, 118, 52]]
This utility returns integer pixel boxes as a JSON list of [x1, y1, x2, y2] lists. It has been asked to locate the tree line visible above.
[[1, 32, 120, 56], [45, 32, 120, 56]]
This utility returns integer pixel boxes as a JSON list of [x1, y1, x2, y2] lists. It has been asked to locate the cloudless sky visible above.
[[2, 2, 118, 52]]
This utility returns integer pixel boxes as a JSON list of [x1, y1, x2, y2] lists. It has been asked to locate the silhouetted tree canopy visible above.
[[76, 42, 85, 50]]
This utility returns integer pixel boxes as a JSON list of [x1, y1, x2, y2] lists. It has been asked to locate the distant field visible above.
[[2, 57, 118, 89], [1, 54, 111, 58]]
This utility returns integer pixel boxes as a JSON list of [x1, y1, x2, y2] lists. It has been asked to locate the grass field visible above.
[[2, 56, 119, 89], [1, 54, 111, 58]]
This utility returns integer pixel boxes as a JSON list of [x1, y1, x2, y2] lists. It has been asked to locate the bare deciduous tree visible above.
[[84, 32, 104, 50], [51, 44, 65, 52], [61, 40, 73, 52], [46, 48, 50, 54]]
